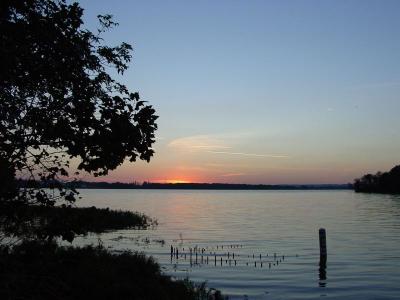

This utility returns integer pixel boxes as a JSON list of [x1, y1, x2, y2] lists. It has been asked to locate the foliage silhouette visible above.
[[0, 204, 155, 242], [0, 3, 227, 299], [0, 241, 226, 300], [0, 0, 157, 238], [354, 165, 400, 194]]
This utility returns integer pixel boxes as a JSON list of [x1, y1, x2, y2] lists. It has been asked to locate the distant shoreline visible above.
[[69, 182, 353, 191], [78, 187, 352, 191], [17, 180, 353, 191]]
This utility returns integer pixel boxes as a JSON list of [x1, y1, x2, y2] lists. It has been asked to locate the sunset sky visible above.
[[78, 0, 400, 184]]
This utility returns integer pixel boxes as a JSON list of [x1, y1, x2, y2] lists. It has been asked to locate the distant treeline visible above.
[[18, 180, 352, 190], [354, 165, 400, 194], [141, 182, 352, 190]]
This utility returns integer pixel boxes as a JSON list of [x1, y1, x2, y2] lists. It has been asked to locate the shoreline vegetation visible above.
[[354, 165, 400, 194], [0, 204, 156, 242], [0, 205, 226, 300], [0, 241, 225, 300]]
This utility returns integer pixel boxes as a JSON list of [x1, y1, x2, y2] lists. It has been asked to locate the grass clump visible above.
[[0, 204, 156, 242], [0, 241, 226, 300]]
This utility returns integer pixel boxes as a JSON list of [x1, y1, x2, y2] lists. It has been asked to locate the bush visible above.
[[0, 241, 226, 300], [0, 204, 156, 242]]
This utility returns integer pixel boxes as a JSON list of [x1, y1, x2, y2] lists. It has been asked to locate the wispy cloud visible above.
[[190, 145, 231, 150], [207, 151, 290, 158], [205, 163, 235, 168], [176, 165, 206, 171], [220, 172, 245, 177], [168, 134, 290, 159], [168, 135, 230, 151]]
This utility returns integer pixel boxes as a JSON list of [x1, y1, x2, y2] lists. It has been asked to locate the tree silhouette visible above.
[[0, 0, 157, 238], [354, 165, 400, 194]]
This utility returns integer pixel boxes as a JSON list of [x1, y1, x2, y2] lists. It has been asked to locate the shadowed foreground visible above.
[[0, 206, 225, 299], [0, 241, 225, 300]]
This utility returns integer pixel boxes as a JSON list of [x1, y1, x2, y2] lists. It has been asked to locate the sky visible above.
[[76, 0, 400, 184]]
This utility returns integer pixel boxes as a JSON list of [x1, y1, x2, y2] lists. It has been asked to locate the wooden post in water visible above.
[[319, 228, 327, 280], [319, 228, 327, 261]]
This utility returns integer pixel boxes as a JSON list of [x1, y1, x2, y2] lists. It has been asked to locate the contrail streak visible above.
[[207, 151, 290, 158]]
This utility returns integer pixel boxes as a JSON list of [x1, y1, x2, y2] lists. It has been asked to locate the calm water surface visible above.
[[75, 190, 400, 299]]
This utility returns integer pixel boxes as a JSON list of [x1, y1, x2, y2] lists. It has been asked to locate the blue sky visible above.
[[77, 0, 400, 184]]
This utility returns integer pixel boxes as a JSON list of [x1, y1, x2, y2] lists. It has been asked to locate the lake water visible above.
[[75, 190, 400, 300]]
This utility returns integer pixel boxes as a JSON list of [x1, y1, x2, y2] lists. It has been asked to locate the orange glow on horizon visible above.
[[153, 178, 191, 184], [148, 170, 206, 184]]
